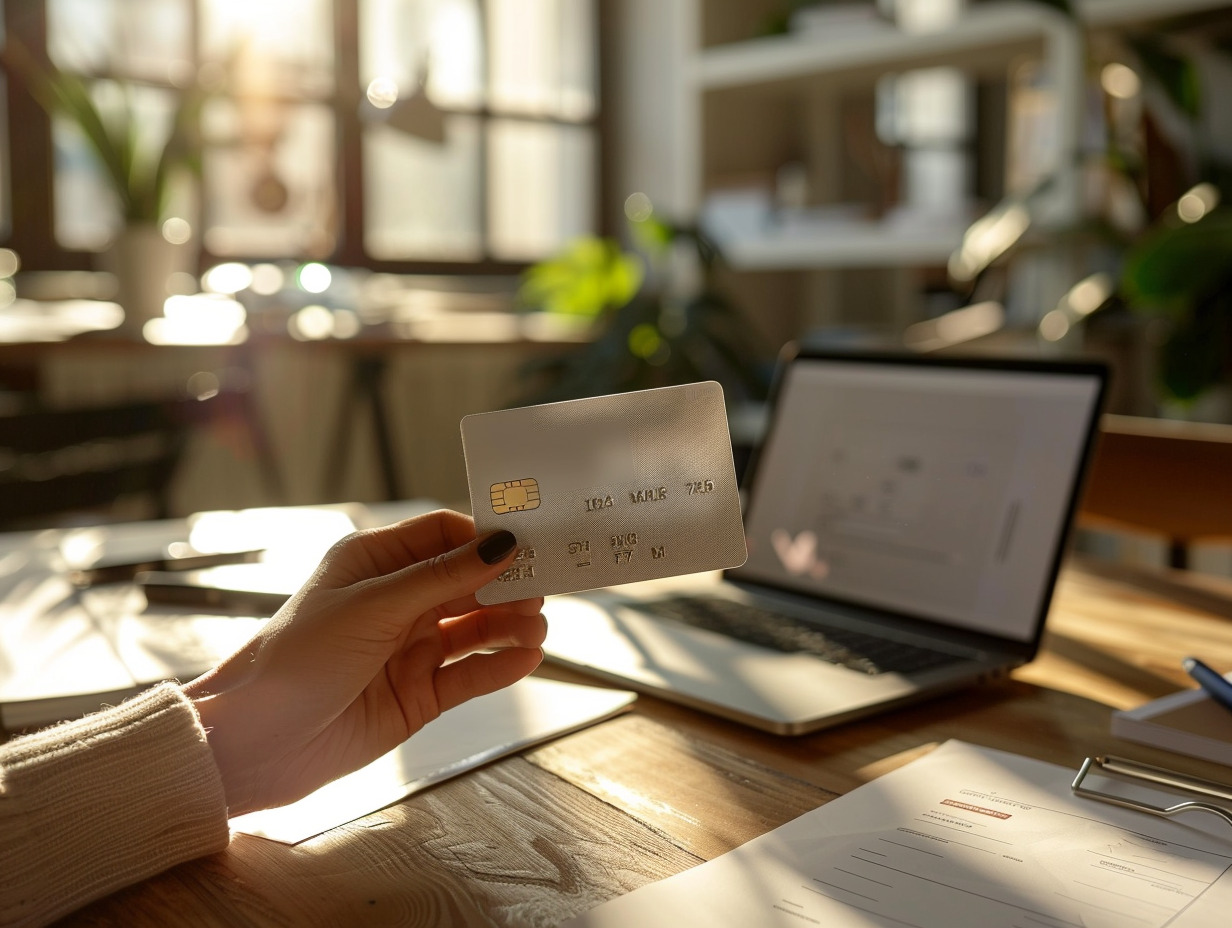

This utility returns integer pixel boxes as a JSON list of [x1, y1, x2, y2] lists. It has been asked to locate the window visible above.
[[7, 0, 602, 271]]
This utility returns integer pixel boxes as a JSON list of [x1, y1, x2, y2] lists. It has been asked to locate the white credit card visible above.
[[461, 381, 747, 604]]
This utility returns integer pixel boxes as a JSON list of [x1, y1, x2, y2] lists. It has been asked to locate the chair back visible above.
[[0, 396, 214, 528], [1079, 414, 1232, 568]]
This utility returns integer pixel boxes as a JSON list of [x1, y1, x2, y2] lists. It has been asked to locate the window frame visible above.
[[1, 0, 613, 276]]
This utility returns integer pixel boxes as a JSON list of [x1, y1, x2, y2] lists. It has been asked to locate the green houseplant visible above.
[[515, 201, 773, 407], [1109, 31, 1232, 411]]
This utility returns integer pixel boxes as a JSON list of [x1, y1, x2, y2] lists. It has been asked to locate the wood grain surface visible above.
[[60, 559, 1232, 927]]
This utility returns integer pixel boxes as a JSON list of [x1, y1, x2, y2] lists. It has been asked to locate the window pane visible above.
[[53, 82, 179, 250], [361, 0, 483, 111], [488, 119, 593, 261], [53, 117, 118, 250], [364, 116, 482, 260], [202, 101, 336, 257], [200, 0, 334, 97], [49, 0, 193, 83], [488, 0, 596, 120]]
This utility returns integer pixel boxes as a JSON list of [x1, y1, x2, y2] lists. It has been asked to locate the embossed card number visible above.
[[461, 382, 748, 604]]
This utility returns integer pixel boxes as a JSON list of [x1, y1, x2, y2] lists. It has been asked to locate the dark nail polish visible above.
[[478, 530, 517, 564]]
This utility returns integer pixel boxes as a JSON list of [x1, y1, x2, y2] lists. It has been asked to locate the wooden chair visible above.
[[0, 394, 223, 529], [1078, 414, 1232, 569]]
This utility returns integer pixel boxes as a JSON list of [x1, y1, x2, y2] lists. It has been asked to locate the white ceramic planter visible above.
[[99, 224, 195, 337]]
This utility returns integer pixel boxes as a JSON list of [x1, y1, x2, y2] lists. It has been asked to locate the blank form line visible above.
[[834, 867, 893, 888], [878, 838, 944, 858], [850, 857, 1086, 927], [1088, 863, 1191, 894], [800, 888, 926, 928], [916, 818, 1010, 847], [810, 878, 878, 902], [770, 903, 822, 925], [1054, 892, 1155, 923], [1072, 880, 1173, 909]]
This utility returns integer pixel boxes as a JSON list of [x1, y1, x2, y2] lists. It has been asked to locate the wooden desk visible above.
[[62, 557, 1232, 927]]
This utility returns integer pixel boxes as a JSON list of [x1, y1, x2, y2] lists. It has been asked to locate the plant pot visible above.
[[98, 224, 196, 337]]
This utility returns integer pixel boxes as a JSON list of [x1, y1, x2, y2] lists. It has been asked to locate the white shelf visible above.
[[692, 0, 1231, 92], [711, 221, 966, 271], [693, 2, 1060, 91]]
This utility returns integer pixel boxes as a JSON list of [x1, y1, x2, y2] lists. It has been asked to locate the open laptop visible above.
[[542, 348, 1108, 734]]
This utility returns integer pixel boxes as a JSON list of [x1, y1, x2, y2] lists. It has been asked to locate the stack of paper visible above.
[[564, 741, 1232, 927]]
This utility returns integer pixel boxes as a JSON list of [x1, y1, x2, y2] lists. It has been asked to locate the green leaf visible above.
[[1121, 209, 1232, 315], [1157, 299, 1231, 401], [518, 237, 644, 317]]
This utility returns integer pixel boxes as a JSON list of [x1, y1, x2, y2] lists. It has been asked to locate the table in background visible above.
[[0, 327, 576, 514], [53, 556, 1232, 927]]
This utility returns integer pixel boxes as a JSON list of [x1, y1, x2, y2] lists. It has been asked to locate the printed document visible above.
[[565, 740, 1232, 927]]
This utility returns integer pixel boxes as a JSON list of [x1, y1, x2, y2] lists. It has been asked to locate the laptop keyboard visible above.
[[637, 596, 966, 676]]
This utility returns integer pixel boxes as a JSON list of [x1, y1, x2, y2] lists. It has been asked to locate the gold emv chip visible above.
[[490, 478, 541, 514]]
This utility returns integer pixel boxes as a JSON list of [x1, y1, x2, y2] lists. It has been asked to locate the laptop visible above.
[[541, 348, 1108, 734]]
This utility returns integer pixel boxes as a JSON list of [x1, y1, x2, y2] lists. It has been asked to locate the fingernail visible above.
[[478, 529, 517, 564]]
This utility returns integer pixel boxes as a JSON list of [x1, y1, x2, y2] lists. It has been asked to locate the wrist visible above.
[[185, 677, 260, 816]]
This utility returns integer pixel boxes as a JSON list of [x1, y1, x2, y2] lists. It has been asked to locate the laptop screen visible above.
[[734, 353, 1105, 643]]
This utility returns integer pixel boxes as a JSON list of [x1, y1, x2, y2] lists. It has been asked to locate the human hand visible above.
[[183, 510, 545, 816]]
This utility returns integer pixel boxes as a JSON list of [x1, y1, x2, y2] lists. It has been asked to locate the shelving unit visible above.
[[671, 0, 1232, 340], [693, 2, 1055, 91], [709, 217, 969, 271]]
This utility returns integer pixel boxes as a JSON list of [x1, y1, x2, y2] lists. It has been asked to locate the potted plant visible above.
[[515, 200, 773, 407], [7, 41, 206, 333]]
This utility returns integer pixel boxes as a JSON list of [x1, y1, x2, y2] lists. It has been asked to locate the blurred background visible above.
[[0, 0, 1230, 574]]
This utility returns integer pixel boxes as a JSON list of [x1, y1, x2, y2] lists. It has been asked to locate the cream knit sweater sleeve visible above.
[[0, 683, 231, 927]]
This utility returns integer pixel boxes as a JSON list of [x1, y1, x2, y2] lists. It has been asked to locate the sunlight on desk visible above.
[[0, 299, 123, 342]]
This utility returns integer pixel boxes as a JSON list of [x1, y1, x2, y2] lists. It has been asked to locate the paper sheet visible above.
[[230, 677, 636, 844], [565, 740, 1232, 927]]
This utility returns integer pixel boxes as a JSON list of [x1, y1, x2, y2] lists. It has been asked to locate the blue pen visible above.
[[1182, 657, 1232, 713]]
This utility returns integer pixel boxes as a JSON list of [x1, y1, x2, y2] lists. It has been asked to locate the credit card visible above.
[[461, 381, 747, 604]]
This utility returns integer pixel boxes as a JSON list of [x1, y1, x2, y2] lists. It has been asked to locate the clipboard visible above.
[[1072, 754, 1232, 829]]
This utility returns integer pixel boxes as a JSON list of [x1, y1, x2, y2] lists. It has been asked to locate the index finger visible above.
[[321, 509, 477, 585]]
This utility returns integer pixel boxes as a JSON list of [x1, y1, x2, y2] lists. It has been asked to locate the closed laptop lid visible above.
[[731, 349, 1107, 654]]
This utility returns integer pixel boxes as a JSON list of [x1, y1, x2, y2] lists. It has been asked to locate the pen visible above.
[[1181, 656, 1232, 713], [69, 549, 264, 587]]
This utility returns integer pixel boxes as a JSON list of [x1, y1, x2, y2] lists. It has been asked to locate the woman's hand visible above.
[[183, 510, 545, 816]]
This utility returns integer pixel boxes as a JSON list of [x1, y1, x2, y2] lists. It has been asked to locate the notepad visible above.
[[1112, 677, 1232, 767], [229, 677, 637, 844]]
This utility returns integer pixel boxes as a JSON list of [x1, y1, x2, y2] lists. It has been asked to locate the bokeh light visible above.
[[144, 294, 247, 345], [1038, 309, 1071, 342], [367, 77, 399, 109], [297, 263, 333, 294], [161, 217, 193, 245], [203, 262, 255, 294], [624, 192, 654, 223], [250, 263, 286, 295], [1177, 182, 1220, 224], [1100, 62, 1141, 100], [288, 304, 336, 340], [0, 248, 21, 278]]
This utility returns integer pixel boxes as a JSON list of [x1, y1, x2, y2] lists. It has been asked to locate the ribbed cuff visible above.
[[0, 682, 230, 927]]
